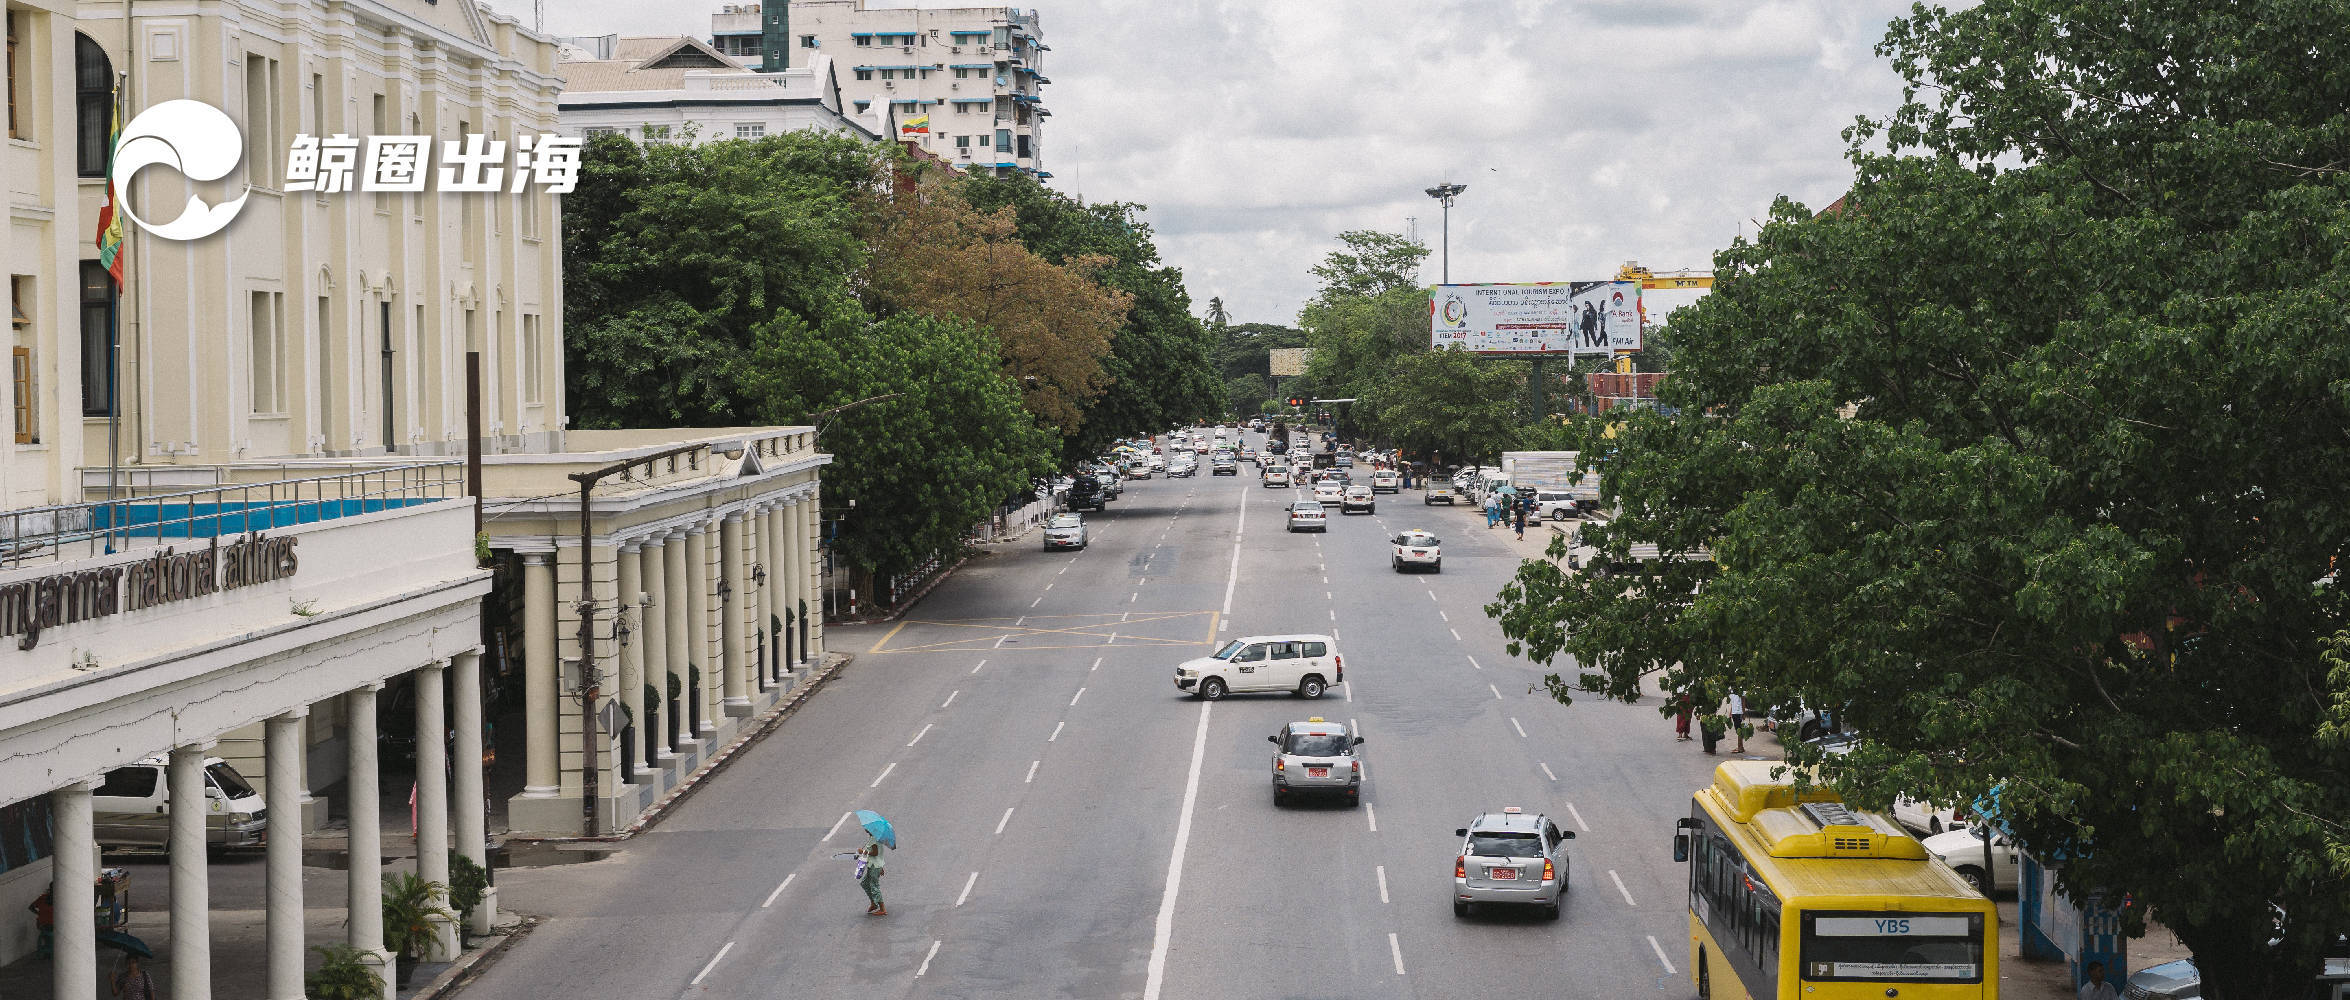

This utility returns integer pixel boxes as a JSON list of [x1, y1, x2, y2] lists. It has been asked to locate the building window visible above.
[[315, 295, 333, 441], [640, 123, 671, 144], [800, 35, 816, 48], [854, 35, 871, 46], [522, 314, 544, 403], [243, 54, 279, 187], [75, 35, 112, 176], [80, 262, 116, 417], [250, 290, 284, 414], [12, 275, 32, 444], [7, 12, 22, 140], [995, 128, 1011, 153], [736, 121, 764, 139], [855, 68, 871, 81], [518, 181, 540, 238], [371, 94, 389, 213]]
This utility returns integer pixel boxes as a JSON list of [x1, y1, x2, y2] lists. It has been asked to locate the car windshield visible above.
[[1400, 534, 1437, 546], [1292, 503, 1323, 512], [1212, 640, 1247, 659], [1467, 832, 1543, 857], [1049, 515, 1081, 528], [207, 763, 256, 799], [1284, 733, 1351, 756]]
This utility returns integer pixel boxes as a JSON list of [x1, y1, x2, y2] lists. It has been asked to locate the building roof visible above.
[[559, 35, 755, 93]]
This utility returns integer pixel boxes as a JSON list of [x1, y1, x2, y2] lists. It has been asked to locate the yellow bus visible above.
[[1672, 761, 1998, 999]]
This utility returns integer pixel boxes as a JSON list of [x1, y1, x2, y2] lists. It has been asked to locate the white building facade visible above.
[[710, 0, 1051, 179], [554, 35, 872, 145]]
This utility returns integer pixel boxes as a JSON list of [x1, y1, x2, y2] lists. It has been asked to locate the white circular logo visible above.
[[110, 100, 250, 241]]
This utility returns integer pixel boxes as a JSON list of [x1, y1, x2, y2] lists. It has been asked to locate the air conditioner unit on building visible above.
[[903, 45, 914, 53], [958, 147, 972, 158], [952, 45, 962, 52], [885, 80, 896, 89]]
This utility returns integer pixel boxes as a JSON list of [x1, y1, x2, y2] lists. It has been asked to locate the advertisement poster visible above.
[[1430, 281, 1642, 355]]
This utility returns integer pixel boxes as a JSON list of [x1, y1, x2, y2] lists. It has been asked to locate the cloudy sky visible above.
[[490, 0, 1932, 326]]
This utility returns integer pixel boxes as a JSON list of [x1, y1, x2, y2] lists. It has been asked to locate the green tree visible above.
[[1362, 346, 1522, 466], [1297, 231, 1432, 411], [1488, 3, 2350, 993]]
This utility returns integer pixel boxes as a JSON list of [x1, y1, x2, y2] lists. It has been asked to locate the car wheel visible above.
[[1424, 498, 1434, 505], [1298, 676, 1326, 699], [1698, 956, 1711, 1000], [1347, 790, 1360, 807], [1431, 560, 1441, 573], [1199, 678, 1227, 701], [1273, 788, 1287, 807], [1550, 509, 1568, 521], [1956, 865, 1991, 897], [1453, 901, 1470, 918], [1544, 899, 1561, 920]]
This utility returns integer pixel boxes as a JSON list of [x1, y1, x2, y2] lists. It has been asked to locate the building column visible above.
[[450, 649, 497, 934], [719, 511, 752, 716], [265, 711, 308, 1000], [616, 539, 647, 774], [766, 503, 791, 678], [662, 530, 695, 747], [413, 661, 457, 960], [685, 523, 716, 736], [296, 712, 322, 832], [747, 507, 770, 693], [50, 781, 98, 1000], [346, 683, 393, 1000], [783, 497, 808, 668], [803, 492, 825, 660], [169, 743, 215, 1000], [521, 553, 560, 797], [640, 537, 674, 762]]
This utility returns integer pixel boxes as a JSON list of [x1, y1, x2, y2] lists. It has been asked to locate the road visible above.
[[460, 430, 1725, 1000]]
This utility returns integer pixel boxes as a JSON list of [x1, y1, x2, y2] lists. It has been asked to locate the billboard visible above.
[[1268, 348, 1311, 376], [1430, 281, 1642, 355]]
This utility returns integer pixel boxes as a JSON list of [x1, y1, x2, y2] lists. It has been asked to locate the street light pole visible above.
[[1423, 182, 1467, 283]]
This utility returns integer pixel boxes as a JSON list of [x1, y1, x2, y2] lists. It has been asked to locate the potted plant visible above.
[[449, 854, 490, 941], [381, 871, 457, 986], [306, 942, 387, 1000]]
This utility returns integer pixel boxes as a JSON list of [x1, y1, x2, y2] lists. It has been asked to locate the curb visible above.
[[412, 913, 541, 1000], [507, 651, 853, 845], [827, 552, 970, 625]]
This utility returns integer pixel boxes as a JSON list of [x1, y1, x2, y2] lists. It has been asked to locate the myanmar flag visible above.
[[900, 114, 930, 136], [94, 90, 124, 286]]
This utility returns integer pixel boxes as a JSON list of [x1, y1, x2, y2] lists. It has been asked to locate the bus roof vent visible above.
[[1802, 801, 1863, 829]]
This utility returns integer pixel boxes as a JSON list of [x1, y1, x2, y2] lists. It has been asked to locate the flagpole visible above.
[[105, 72, 124, 538]]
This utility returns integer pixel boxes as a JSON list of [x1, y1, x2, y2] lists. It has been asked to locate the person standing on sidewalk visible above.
[[1726, 691, 1748, 753], [2077, 962, 2118, 1000], [1485, 491, 1502, 529], [1673, 690, 1693, 742]]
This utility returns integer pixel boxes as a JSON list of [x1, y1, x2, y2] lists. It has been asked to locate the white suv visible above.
[[1174, 634, 1344, 701]]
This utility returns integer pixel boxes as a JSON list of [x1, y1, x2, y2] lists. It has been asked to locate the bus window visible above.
[[1799, 912, 1984, 982]]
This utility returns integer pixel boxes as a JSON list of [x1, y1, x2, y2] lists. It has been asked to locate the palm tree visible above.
[[1205, 296, 1230, 331]]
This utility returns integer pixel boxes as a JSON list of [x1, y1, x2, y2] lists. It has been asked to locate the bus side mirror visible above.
[[1673, 833, 1689, 863]]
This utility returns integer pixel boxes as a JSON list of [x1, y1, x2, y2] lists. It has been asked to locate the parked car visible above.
[[1452, 807, 1573, 919], [1391, 530, 1441, 572], [1920, 826, 2021, 896], [93, 756, 268, 849], [1043, 513, 1088, 550], [1892, 795, 1968, 836], [2124, 959, 2201, 999], [1533, 489, 1580, 520], [1174, 633, 1344, 701]]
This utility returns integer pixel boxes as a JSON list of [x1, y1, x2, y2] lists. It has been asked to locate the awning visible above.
[[950, 63, 996, 69]]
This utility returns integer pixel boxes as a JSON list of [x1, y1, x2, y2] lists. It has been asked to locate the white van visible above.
[[92, 755, 268, 849], [1173, 634, 1344, 700]]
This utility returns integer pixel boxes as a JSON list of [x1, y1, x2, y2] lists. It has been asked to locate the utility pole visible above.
[[1423, 183, 1466, 283]]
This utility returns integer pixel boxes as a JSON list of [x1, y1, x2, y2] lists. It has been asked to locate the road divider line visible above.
[[1141, 701, 1213, 1000], [690, 941, 734, 986], [1388, 933, 1406, 975], [1567, 802, 1590, 831], [870, 763, 896, 788], [1439, 609, 1450, 622], [1043, 582, 1053, 592], [1329, 609, 1337, 621], [956, 871, 979, 907], [1108, 632, 1119, 645], [1069, 687, 1086, 707], [995, 807, 1015, 836], [1376, 865, 1390, 904], [1466, 655, 1483, 670], [971, 659, 987, 674], [822, 811, 851, 842], [1091, 656, 1103, 671], [1428, 589, 1439, 601], [994, 634, 1010, 648], [914, 939, 942, 978], [1343, 681, 1351, 702], [1025, 760, 1039, 783], [1648, 935, 1678, 974], [1510, 718, 1527, 739], [1130, 592, 1139, 603], [761, 873, 795, 909], [1047, 721, 1065, 742], [1609, 869, 1636, 906], [906, 724, 932, 747], [1490, 683, 1504, 700], [1325, 591, 1332, 601], [1015, 616, 1027, 626], [1449, 628, 1462, 641], [1540, 762, 1558, 782], [941, 691, 958, 709], [1366, 802, 1378, 833], [1030, 597, 1041, 608]]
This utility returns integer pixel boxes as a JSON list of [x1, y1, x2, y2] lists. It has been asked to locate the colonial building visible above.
[[0, 0, 833, 995], [554, 35, 873, 145]]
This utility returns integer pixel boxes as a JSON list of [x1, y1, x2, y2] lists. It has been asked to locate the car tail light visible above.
[[1350, 760, 1361, 777], [1334, 654, 1343, 683], [1543, 859, 1555, 881], [1455, 856, 1466, 879], [1275, 758, 1284, 771]]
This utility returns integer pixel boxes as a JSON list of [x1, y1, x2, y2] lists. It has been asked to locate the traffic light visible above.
[[1287, 396, 1304, 408]]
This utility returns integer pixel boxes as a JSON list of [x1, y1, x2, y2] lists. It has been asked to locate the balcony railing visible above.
[[1, 463, 467, 569]]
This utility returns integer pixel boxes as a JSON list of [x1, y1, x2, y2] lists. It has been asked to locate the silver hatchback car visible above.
[[1452, 807, 1573, 919], [1269, 717, 1364, 806]]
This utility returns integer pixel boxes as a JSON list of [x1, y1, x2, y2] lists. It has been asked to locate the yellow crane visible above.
[[1610, 261, 1712, 373]]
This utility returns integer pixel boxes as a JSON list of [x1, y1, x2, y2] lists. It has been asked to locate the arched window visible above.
[[75, 34, 112, 177]]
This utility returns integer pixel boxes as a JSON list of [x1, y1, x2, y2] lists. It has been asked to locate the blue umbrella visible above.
[[855, 809, 896, 849]]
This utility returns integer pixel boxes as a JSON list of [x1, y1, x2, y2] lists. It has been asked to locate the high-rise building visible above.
[[711, 0, 1052, 180]]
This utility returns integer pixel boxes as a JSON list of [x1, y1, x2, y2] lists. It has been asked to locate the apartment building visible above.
[[0, 0, 833, 994], [710, 0, 1051, 179], [555, 35, 872, 144]]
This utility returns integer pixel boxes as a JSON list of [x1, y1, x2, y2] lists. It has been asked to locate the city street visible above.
[[460, 431, 1724, 999]]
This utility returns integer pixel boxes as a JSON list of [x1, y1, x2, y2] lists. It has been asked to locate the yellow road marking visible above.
[[868, 618, 911, 654]]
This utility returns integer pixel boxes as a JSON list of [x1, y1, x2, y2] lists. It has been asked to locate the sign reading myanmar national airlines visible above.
[[0, 532, 300, 651], [1430, 281, 1642, 356]]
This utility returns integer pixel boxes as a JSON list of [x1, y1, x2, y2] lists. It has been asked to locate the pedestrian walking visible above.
[[112, 956, 157, 1000], [1727, 691, 1748, 753], [1513, 498, 1528, 540], [856, 838, 888, 915], [1674, 691, 1693, 742], [1485, 492, 1501, 528]]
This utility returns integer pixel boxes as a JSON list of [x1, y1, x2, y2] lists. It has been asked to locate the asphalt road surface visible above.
[[460, 430, 1724, 1000]]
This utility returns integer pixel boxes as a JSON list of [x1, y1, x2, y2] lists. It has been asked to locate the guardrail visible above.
[[0, 463, 466, 569]]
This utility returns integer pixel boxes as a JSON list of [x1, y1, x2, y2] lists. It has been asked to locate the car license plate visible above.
[[1307, 767, 1328, 778], [1490, 867, 1517, 880], [1411, 550, 1426, 556]]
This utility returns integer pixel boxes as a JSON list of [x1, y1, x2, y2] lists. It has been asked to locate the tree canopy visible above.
[[1487, 2, 2350, 993]]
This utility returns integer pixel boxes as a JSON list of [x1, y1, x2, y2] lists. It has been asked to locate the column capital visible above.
[[270, 706, 311, 722], [419, 657, 450, 673], [723, 510, 745, 524], [621, 538, 643, 553], [352, 680, 386, 694], [522, 551, 552, 566], [60, 776, 102, 793], [172, 739, 220, 754], [685, 523, 708, 536]]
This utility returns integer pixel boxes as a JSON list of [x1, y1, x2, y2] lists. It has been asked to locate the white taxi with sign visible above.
[[1391, 530, 1441, 572], [1269, 717, 1364, 806], [1174, 634, 1344, 701]]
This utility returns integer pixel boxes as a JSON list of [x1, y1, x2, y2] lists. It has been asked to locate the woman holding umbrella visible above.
[[851, 810, 895, 916]]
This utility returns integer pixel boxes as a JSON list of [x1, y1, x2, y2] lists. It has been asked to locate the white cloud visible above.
[[486, 0, 1925, 325]]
